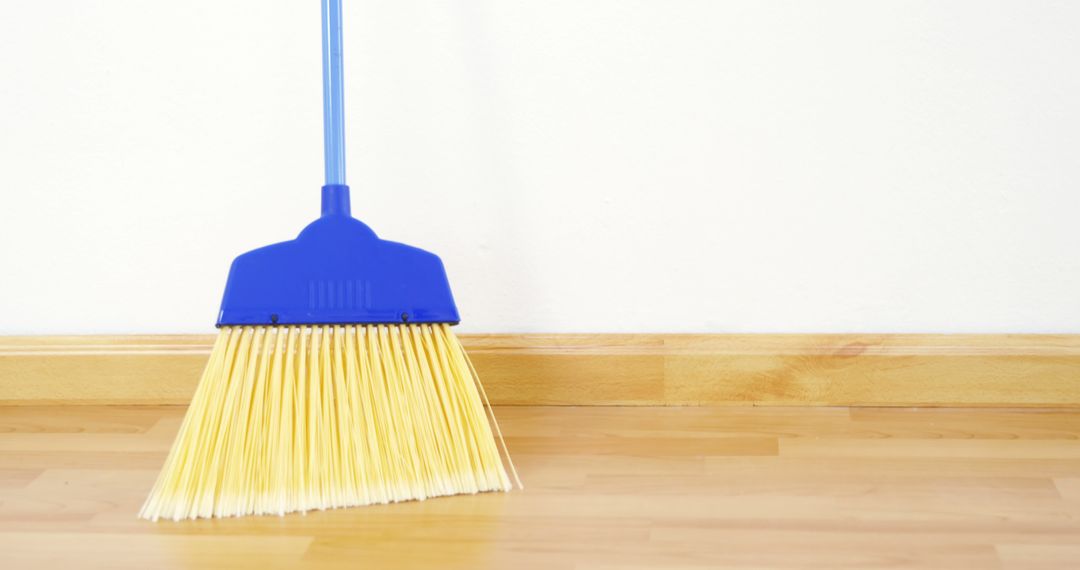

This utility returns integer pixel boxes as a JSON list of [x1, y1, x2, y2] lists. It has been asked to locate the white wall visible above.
[[2, 1, 1078, 334]]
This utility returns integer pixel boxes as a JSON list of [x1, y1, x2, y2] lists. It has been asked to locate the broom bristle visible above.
[[140, 323, 520, 521]]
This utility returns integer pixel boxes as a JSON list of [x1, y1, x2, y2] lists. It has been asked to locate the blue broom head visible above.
[[216, 185, 460, 326]]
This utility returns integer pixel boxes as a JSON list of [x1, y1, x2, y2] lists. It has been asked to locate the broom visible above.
[[140, 0, 520, 521]]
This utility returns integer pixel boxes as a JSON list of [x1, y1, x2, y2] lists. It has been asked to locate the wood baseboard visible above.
[[1, 333, 1078, 406]]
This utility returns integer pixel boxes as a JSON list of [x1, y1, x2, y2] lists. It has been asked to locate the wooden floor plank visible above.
[[0, 532, 312, 570], [0, 405, 167, 434], [997, 544, 1080, 569], [780, 439, 1080, 459], [0, 469, 42, 490], [1, 405, 1079, 569]]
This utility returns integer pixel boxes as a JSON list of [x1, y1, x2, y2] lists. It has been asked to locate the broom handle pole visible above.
[[322, 0, 346, 186]]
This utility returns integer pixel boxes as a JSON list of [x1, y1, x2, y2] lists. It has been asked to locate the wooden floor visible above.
[[1, 406, 1079, 569]]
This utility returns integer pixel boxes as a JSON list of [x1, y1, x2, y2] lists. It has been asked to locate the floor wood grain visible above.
[[1, 405, 1078, 569]]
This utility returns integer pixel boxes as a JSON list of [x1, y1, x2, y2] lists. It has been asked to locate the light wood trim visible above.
[[1, 334, 1078, 406]]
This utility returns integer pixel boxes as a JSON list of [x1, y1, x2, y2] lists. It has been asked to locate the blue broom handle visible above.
[[322, 0, 346, 186]]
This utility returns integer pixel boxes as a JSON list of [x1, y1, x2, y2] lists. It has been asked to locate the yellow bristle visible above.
[[139, 323, 521, 521]]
